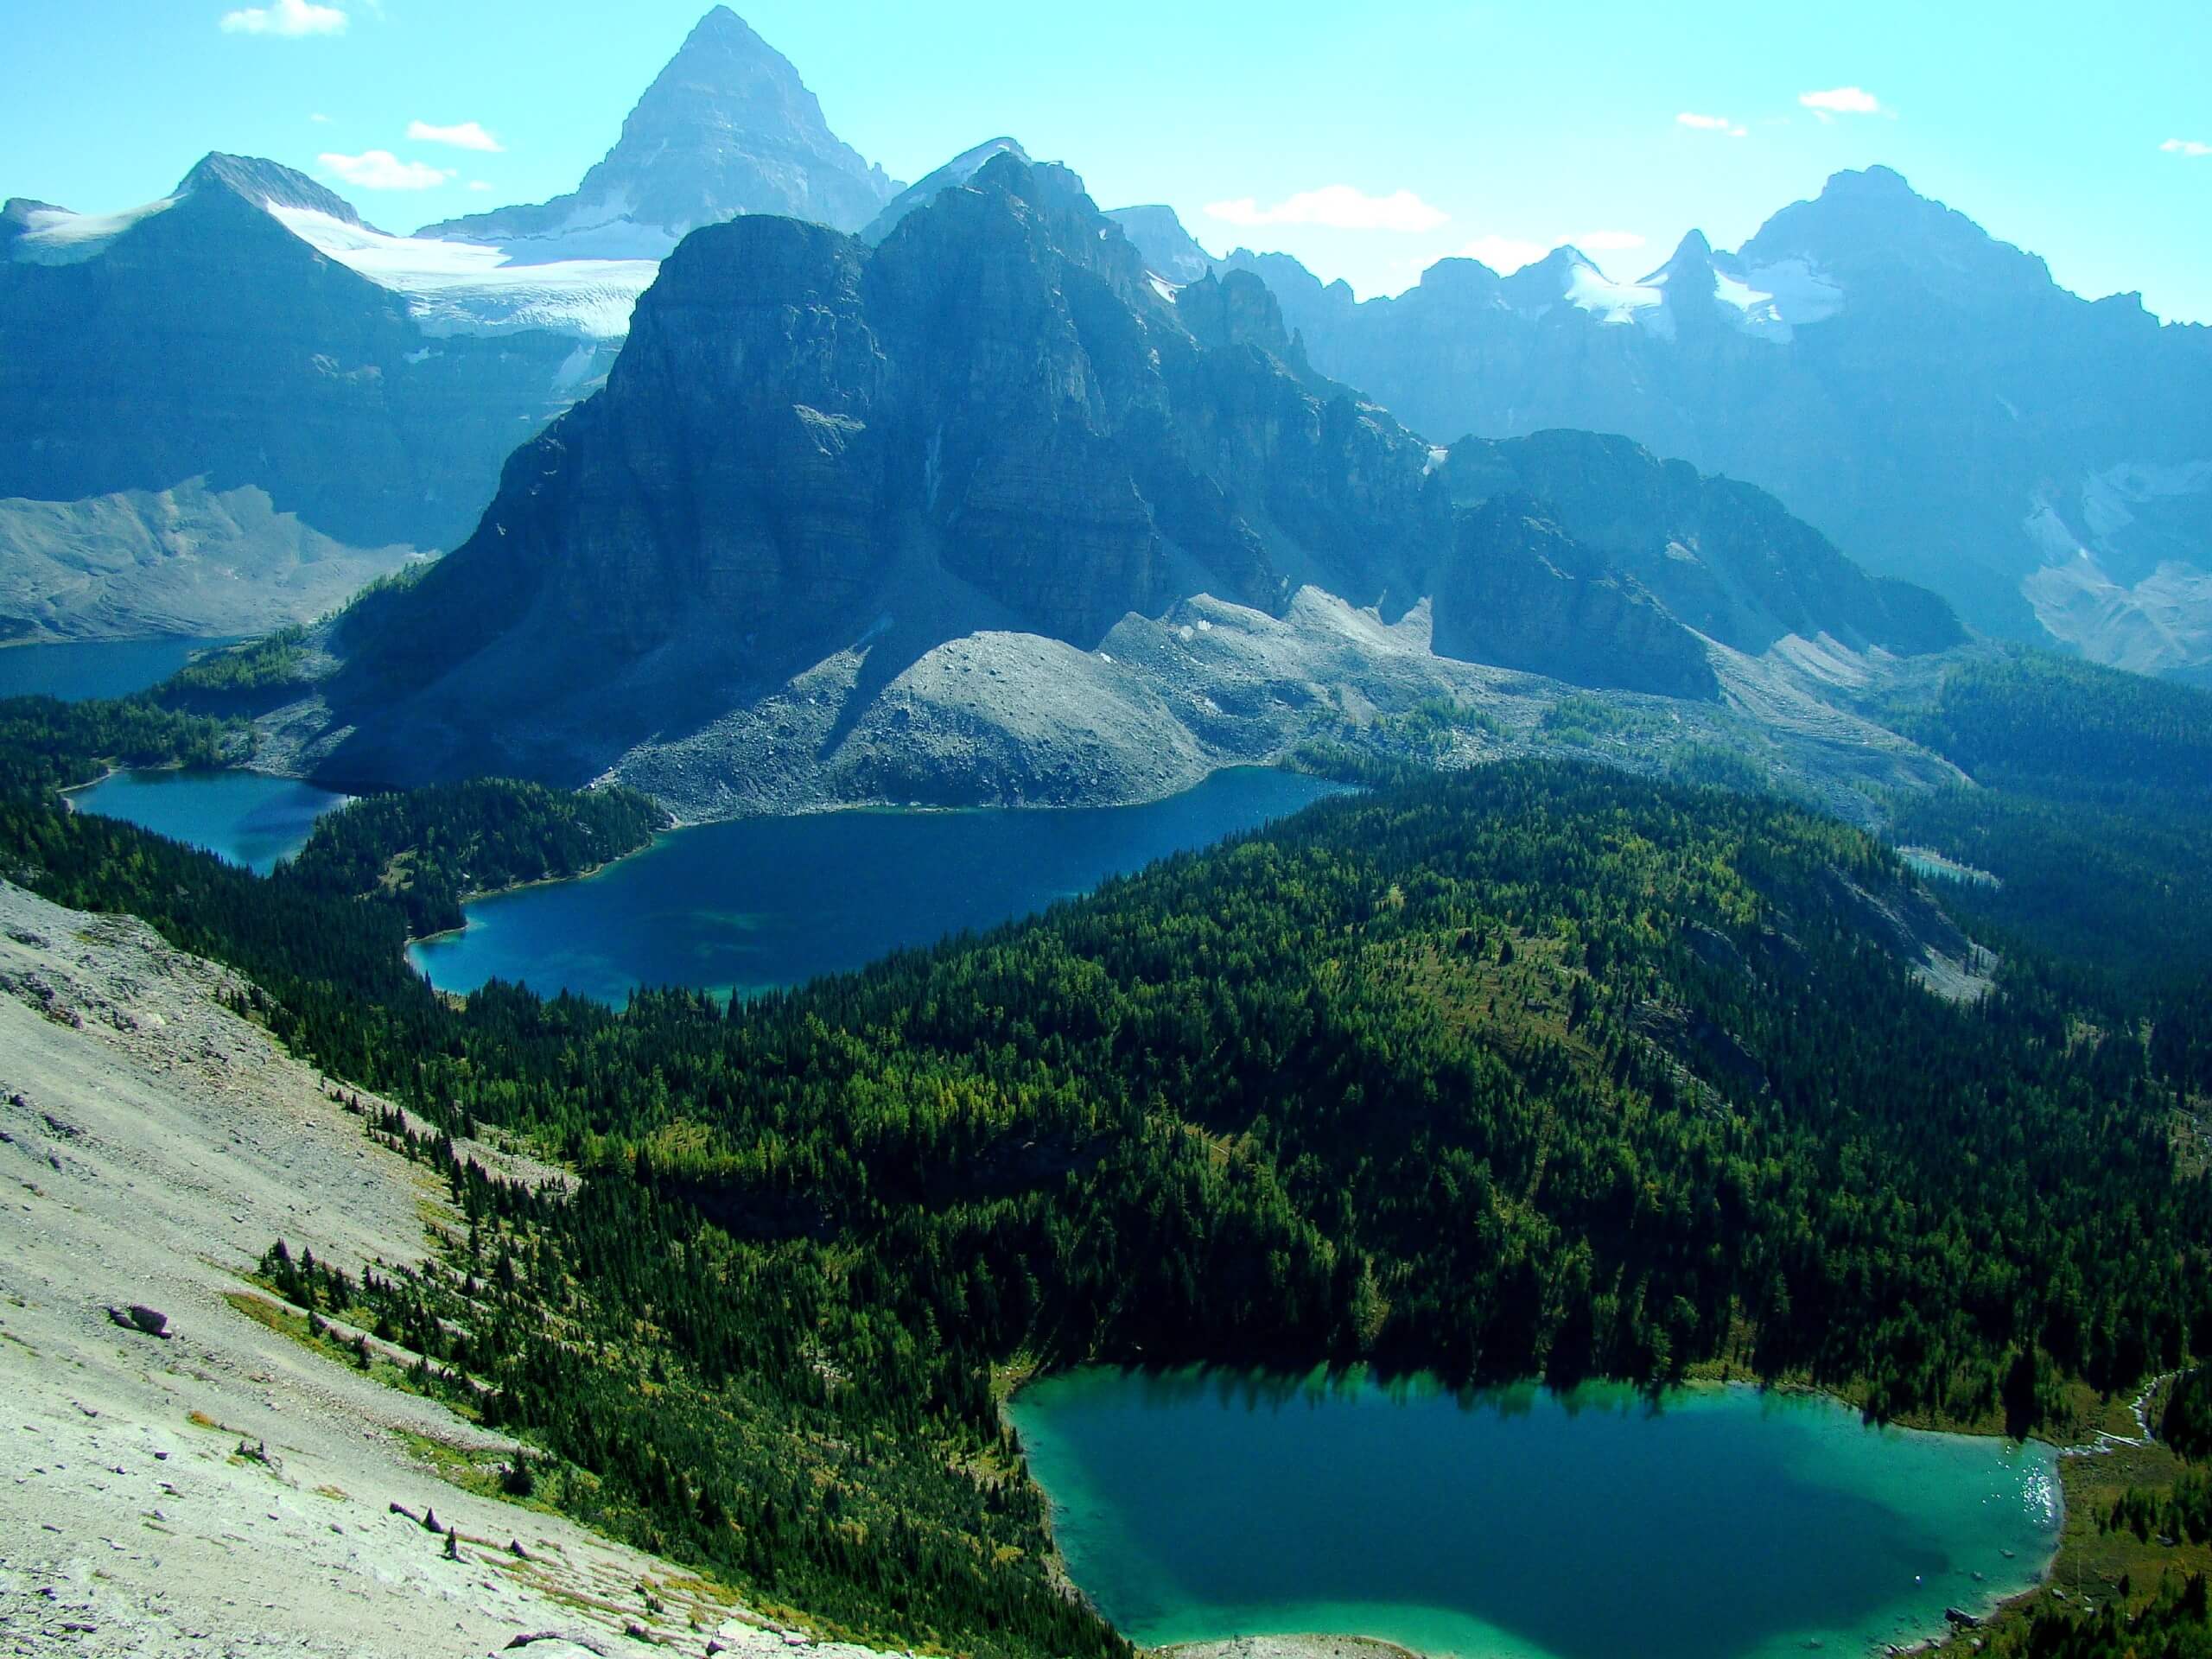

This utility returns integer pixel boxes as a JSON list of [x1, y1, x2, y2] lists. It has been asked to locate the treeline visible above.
[[284, 778, 669, 935], [11, 759, 2210, 1416], [254, 1145, 1127, 1659], [0, 691, 242, 793], [1883, 651, 2212, 1001], [1977, 1575, 2212, 1659], [1893, 649, 2212, 802], [162, 626, 311, 700]]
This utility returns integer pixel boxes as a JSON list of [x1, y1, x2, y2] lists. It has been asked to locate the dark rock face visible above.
[[0, 153, 586, 553], [332, 160, 1418, 708], [1444, 431, 1964, 657], [420, 7, 893, 252], [313, 157, 1960, 790], [1230, 166, 2212, 660], [1436, 494, 1719, 700]]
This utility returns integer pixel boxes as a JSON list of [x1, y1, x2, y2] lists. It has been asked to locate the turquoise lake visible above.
[[410, 767, 1346, 1003], [0, 637, 237, 702], [69, 770, 351, 874], [1007, 1368, 2060, 1659]]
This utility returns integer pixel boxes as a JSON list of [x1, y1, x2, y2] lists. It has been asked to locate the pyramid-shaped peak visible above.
[[415, 8, 892, 247], [689, 5, 749, 35], [1643, 229, 1715, 284], [176, 153, 369, 228]]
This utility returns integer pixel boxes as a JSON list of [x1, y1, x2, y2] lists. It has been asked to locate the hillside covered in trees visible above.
[[7, 681, 2212, 1655], [9, 723, 2212, 1650]]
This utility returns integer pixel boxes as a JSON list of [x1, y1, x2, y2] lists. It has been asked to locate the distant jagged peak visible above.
[[1740, 162, 2057, 308], [175, 152, 373, 230], [860, 137, 1029, 244], [1643, 228, 1715, 283], [1105, 202, 1217, 285]]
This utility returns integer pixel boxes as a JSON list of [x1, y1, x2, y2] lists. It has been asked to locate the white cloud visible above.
[[319, 149, 454, 190], [2162, 138, 2212, 158], [467, 180, 493, 192], [219, 0, 347, 36], [408, 119, 505, 154], [1449, 234, 1552, 274], [1574, 230, 1646, 253], [1676, 111, 1748, 138], [1799, 86, 1888, 122], [1204, 185, 1448, 233], [309, 111, 331, 124]]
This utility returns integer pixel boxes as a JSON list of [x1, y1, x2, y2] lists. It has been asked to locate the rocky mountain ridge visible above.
[[239, 156, 1960, 815]]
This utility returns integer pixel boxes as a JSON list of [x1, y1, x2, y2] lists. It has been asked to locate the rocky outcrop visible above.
[[1444, 431, 1964, 657], [1230, 166, 2212, 667], [1436, 495, 1719, 699], [419, 7, 894, 254], [859, 138, 1027, 245]]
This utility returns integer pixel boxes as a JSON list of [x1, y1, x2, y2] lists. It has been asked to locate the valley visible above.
[[3, 6, 2210, 1659]]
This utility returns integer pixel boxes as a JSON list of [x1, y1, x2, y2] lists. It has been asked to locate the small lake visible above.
[[69, 770, 350, 874], [1007, 1368, 2059, 1659], [0, 637, 237, 702], [410, 767, 1346, 1003]]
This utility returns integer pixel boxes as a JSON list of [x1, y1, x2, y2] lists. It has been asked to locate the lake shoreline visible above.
[[1162, 1636, 1423, 1659], [1006, 1364, 2066, 1659]]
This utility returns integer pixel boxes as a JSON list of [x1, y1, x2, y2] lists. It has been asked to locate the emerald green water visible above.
[[1007, 1369, 2060, 1659], [70, 770, 350, 874], [409, 767, 1345, 1004]]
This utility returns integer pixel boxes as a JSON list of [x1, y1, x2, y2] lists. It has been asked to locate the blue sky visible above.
[[7, 0, 2210, 319]]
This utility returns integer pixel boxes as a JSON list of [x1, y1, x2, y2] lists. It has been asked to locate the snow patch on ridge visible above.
[[10, 198, 180, 264], [1732, 257, 1845, 331], [1564, 262, 1665, 328]]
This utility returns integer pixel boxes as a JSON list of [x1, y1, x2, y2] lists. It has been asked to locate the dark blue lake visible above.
[[0, 637, 238, 702], [410, 767, 1346, 1003], [69, 769, 350, 874]]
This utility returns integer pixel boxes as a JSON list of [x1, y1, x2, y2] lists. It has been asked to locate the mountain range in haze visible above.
[[229, 152, 1961, 824], [2, 5, 2208, 704], [1133, 170, 2212, 682]]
